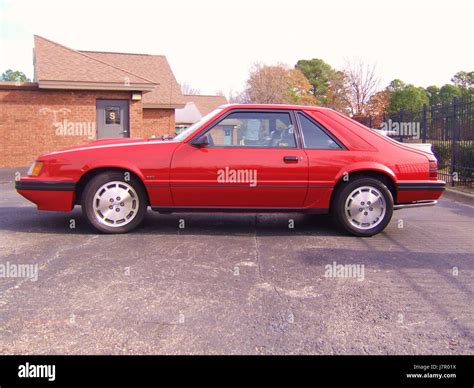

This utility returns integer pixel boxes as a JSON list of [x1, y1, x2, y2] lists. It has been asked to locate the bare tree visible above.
[[325, 70, 351, 114], [228, 89, 248, 103], [343, 59, 379, 116], [180, 82, 200, 95]]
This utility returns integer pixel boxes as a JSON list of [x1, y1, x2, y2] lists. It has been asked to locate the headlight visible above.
[[27, 161, 44, 177]]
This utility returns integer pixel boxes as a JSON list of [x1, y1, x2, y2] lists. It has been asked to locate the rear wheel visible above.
[[81, 171, 147, 233], [333, 177, 393, 237]]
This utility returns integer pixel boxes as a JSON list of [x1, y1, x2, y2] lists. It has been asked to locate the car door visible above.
[[169, 109, 308, 208]]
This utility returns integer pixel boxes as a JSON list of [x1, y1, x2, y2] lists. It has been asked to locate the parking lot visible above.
[[0, 168, 473, 355]]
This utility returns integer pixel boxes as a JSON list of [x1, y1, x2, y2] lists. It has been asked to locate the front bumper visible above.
[[15, 179, 76, 211]]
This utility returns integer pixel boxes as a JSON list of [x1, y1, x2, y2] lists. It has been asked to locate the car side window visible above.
[[298, 113, 341, 150], [204, 111, 296, 148]]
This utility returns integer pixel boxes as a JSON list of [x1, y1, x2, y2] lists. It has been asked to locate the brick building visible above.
[[0, 35, 185, 167]]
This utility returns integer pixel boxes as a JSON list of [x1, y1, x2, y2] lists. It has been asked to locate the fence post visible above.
[[421, 104, 427, 143], [451, 97, 458, 187]]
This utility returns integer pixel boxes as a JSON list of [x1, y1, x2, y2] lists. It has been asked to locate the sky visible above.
[[0, 0, 473, 97]]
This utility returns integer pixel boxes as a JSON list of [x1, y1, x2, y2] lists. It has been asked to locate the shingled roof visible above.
[[34, 35, 185, 108], [82, 51, 185, 108]]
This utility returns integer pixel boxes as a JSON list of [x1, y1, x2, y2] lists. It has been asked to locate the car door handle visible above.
[[283, 156, 299, 163]]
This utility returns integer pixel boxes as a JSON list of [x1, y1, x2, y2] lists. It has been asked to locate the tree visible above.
[[228, 89, 247, 103], [451, 71, 474, 90], [287, 68, 317, 105], [180, 82, 200, 95], [295, 58, 335, 104], [343, 59, 379, 116], [243, 63, 315, 104], [365, 90, 391, 126], [387, 79, 405, 93], [425, 85, 441, 106], [0, 69, 30, 82], [438, 84, 462, 103], [387, 81, 429, 112], [325, 71, 351, 113], [451, 71, 474, 99]]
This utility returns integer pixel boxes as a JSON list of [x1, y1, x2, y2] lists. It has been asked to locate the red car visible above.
[[16, 104, 445, 236]]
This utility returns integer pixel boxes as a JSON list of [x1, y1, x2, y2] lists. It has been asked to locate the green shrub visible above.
[[457, 143, 474, 179], [432, 142, 451, 167]]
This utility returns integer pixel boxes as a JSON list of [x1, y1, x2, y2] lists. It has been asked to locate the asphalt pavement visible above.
[[0, 168, 473, 354]]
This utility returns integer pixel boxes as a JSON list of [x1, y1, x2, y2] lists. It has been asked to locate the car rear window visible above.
[[297, 113, 342, 149]]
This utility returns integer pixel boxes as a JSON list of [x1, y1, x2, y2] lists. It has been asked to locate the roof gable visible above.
[[34, 36, 155, 90], [80, 51, 185, 107]]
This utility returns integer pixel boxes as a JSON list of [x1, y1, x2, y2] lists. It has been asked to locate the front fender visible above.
[[80, 159, 146, 182]]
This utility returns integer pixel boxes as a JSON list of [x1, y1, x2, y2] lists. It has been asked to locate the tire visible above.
[[332, 177, 393, 237], [81, 171, 148, 234]]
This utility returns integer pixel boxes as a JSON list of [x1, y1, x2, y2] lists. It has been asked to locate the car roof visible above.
[[217, 103, 331, 111]]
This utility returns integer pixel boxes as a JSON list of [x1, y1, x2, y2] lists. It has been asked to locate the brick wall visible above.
[[142, 108, 175, 138], [0, 86, 175, 167]]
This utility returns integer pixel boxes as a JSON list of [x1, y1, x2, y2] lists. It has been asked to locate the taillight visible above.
[[429, 161, 438, 179]]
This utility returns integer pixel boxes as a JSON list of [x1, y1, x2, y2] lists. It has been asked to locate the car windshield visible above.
[[174, 108, 224, 142]]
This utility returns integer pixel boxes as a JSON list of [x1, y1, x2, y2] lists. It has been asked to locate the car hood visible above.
[[42, 138, 174, 156]]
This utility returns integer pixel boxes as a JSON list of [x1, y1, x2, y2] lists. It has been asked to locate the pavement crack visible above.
[[253, 215, 288, 306], [0, 236, 96, 304], [254, 215, 263, 281]]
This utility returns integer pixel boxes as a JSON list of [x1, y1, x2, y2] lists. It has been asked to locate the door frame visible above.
[[96, 99, 130, 139], [188, 108, 305, 149]]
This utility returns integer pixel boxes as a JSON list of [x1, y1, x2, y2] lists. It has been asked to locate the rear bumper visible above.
[[397, 181, 446, 191], [15, 179, 76, 211], [396, 180, 445, 203]]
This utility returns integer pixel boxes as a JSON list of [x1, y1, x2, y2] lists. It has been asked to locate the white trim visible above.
[[143, 103, 186, 109], [47, 140, 179, 155], [38, 80, 156, 91]]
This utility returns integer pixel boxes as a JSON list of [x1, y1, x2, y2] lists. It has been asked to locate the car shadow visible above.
[[0, 205, 345, 236]]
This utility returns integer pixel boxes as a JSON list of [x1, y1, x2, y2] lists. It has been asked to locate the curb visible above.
[[443, 187, 474, 206]]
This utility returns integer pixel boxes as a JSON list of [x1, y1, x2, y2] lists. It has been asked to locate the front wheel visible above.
[[81, 171, 148, 233], [333, 177, 394, 237]]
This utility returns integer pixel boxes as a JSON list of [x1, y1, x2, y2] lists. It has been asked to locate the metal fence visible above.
[[362, 97, 474, 187]]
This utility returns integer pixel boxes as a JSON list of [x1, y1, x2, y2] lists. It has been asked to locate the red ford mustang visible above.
[[16, 104, 445, 236]]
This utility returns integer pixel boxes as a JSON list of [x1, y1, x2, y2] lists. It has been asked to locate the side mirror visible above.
[[193, 135, 209, 148]]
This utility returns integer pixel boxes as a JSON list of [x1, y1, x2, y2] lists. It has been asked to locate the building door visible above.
[[96, 99, 130, 139]]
